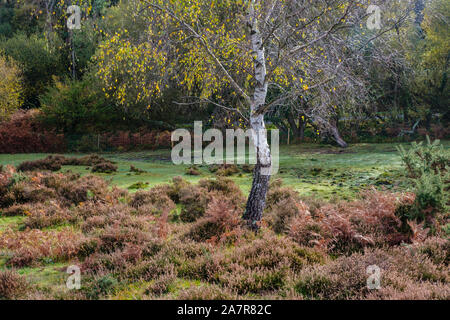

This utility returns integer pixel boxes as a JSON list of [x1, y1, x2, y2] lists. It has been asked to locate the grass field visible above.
[[1, 141, 436, 199]]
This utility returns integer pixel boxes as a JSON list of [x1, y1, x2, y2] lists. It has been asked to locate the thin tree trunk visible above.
[[287, 111, 299, 138], [298, 114, 306, 140], [243, 2, 271, 229]]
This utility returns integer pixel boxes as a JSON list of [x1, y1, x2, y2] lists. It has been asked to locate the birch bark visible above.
[[243, 1, 271, 229]]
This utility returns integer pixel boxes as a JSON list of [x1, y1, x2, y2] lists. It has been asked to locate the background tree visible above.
[[0, 53, 23, 121], [0, 34, 64, 108]]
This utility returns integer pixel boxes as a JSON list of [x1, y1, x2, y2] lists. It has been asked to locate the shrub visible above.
[[198, 177, 244, 201], [265, 198, 310, 234], [105, 129, 172, 151], [145, 268, 176, 296], [0, 165, 14, 201], [0, 229, 84, 267], [397, 137, 449, 226], [166, 176, 190, 203], [186, 166, 201, 176], [59, 175, 111, 205], [130, 187, 175, 215], [64, 154, 109, 166], [397, 136, 449, 178], [288, 189, 415, 253], [0, 110, 65, 153], [266, 182, 300, 211], [82, 275, 120, 300], [0, 269, 28, 300], [23, 202, 75, 229], [294, 245, 449, 300], [0, 34, 64, 107], [130, 165, 146, 174], [6, 180, 57, 206], [187, 197, 243, 244], [40, 77, 118, 135], [179, 186, 212, 222], [174, 285, 236, 300], [415, 237, 449, 265], [127, 181, 149, 190], [17, 156, 62, 172], [96, 225, 155, 254], [91, 162, 118, 174], [17, 154, 116, 172], [215, 164, 239, 176], [210, 233, 325, 294]]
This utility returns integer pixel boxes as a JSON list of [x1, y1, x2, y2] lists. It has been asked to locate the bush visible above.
[[294, 245, 449, 300], [265, 181, 300, 210], [91, 162, 118, 174], [23, 202, 75, 229], [186, 166, 201, 176], [17, 156, 62, 172], [166, 176, 190, 203], [288, 189, 415, 253], [145, 269, 176, 296], [179, 186, 212, 223], [397, 136, 448, 178], [0, 110, 65, 153], [187, 197, 243, 244], [397, 137, 449, 226], [0, 229, 84, 267], [266, 198, 310, 234], [198, 177, 245, 201], [210, 233, 325, 294], [215, 164, 239, 176], [82, 275, 120, 300], [174, 285, 236, 300], [17, 155, 117, 173], [0, 269, 28, 299], [40, 77, 119, 134], [130, 187, 175, 215]]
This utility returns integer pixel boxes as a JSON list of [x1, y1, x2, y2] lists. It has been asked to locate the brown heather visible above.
[[0, 170, 448, 300]]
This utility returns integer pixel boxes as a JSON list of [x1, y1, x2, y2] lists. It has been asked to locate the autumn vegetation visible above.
[[0, 0, 448, 300], [0, 138, 448, 299]]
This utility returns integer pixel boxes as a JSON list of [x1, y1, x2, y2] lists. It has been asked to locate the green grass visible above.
[[0, 216, 25, 231], [1, 141, 448, 199]]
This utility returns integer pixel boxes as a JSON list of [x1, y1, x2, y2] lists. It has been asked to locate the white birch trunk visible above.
[[243, 2, 272, 229]]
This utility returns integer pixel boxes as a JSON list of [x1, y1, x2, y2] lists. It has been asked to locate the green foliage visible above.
[[414, 172, 446, 214], [0, 52, 23, 121], [0, 34, 64, 107], [40, 76, 121, 134], [397, 137, 449, 224], [411, 0, 450, 122], [0, 3, 15, 38], [397, 136, 449, 178], [83, 275, 119, 299]]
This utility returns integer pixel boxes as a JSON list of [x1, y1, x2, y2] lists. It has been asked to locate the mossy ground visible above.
[[2, 142, 441, 197]]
